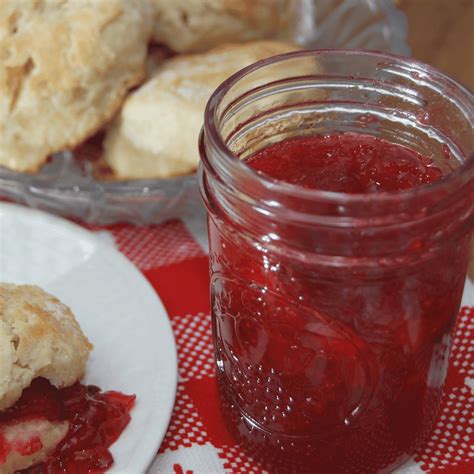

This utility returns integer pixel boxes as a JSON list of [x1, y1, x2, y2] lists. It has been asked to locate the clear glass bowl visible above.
[[0, 0, 409, 225]]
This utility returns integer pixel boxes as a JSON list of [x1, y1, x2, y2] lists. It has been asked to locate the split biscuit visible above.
[[0, 283, 93, 411], [103, 40, 302, 179]]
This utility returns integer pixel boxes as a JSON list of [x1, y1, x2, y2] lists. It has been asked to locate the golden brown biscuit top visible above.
[[148, 0, 294, 52], [0, 0, 151, 172], [102, 40, 303, 179], [0, 283, 93, 411], [1, 1, 134, 92]]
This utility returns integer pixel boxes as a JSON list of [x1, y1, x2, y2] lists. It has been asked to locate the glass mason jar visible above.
[[199, 50, 473, 473]]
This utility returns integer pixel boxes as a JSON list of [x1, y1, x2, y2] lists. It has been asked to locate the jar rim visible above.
[[203, 48, 474, 207]]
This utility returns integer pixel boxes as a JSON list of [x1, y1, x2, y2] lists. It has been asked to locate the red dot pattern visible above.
[[217, 445, 267, 474], [95, 221, 474, 473], [172, 312, 215, 382], [111, 220, 204, 270], [451, 308, 473, 379], [159, 384, 210, 453], [414, 307, 474, 473]]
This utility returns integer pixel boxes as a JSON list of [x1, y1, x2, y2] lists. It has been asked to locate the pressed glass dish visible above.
[[0, 0, 409, 225]]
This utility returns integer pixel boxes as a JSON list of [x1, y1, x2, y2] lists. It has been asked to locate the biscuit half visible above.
[[0, 283, 93, 411], [103, 40, 302, 180], [148, 0, 294, 52], [0, 419, 69, 473]]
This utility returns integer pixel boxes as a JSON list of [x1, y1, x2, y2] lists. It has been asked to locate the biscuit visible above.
[[103, 40, 301, 179], [0, 284, 93, 411], [148, 0, 294, 52], [0, 0, 152, 173], [0, 419, 69, 473]]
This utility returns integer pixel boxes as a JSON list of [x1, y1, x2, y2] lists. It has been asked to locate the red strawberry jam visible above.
[[0, 378, 135, 473], [209, 133, 469, 473], [246, 133, 443, 192]]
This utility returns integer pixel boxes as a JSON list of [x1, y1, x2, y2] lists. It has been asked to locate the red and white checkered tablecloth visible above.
[[90, 217, 473, 474]]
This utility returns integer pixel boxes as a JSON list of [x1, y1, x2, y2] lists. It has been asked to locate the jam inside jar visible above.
[[199, 50, 473, 473]]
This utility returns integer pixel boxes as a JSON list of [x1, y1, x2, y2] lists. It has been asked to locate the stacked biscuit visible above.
[[0, 0, 301, 179], [0, 283, 92, 472]]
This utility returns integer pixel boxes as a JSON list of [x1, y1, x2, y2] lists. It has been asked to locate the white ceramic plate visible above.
[[0, 203, 177, 473]]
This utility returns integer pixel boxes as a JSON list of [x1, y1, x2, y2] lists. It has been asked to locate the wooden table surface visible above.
[[397, 0, 474, 89], [397, 0, 474, 279]]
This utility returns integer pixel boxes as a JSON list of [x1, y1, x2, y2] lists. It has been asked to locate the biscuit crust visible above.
[[103, 40, 301, 180], [0, 284, 92, 411], [0, 0, 152, 173], [149, 0, 294, 52]]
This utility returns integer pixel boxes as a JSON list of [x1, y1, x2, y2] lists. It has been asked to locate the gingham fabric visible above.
[[92, 217, 473, 474]]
